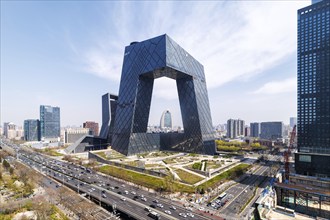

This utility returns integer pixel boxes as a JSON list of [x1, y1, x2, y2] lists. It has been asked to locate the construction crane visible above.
[[284, 125, 296, 182]]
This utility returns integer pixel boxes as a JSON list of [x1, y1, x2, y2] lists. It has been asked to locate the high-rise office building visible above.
[[260, 122, 284, 140], [160, 110, 172, 129], [244, 126, 250, 137], [295, 0, 330, 177], [40, 105, 61, 140], [3, 122, 16, 139], [83, 121, 99, 136], [250, 122, 260, 138], [24, 119, 40, 141], [111, 34, 215, 155], [99, 93, 118, 142], [227, 119, 245, 139]]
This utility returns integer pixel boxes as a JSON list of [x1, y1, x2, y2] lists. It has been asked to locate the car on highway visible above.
[[141, 197, 147, 202], [157, 203, 163, 208], [179, 213, 187, 218], [164, 210, 171, 215], [121, 197, 126, 201], [170, 206, 176, 210], [187, 213, 194, 217]]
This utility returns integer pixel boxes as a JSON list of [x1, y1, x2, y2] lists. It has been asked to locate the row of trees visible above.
[[215, 140, 267, 152]]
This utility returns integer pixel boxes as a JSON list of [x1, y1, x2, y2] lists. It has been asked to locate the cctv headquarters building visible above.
[[106, 34, 216, 156]]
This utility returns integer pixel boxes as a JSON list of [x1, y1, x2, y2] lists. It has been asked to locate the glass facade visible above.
[[260, 122, 284, 140], [100, 93, 110, 139], [295, 0, 330, 177], [111, 34, 215, 155], [250, 122, 260, 138], [24, 119, 39, 141], [160, 110, 172, 129], [100, 93, 118, 143], [40, 105, 60, 140]]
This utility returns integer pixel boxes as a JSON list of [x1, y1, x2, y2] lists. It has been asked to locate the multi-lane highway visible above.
[[16, 147, 215, 220], [2, 139, 275, 220], [218, 165, 270, 220]]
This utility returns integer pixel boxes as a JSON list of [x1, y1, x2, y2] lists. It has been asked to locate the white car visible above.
[[187, 213, 194, 217], [121, 197, 126, 201], [170, 206, 176, 210], [198, 207, 205, 211], [124, 190, 129, 194], [141, 197, 147, 202], [157, 203, 164, 208], [179, 213, 187, 218], [131, 191, 136, 195], [164, 210, 171, 215]]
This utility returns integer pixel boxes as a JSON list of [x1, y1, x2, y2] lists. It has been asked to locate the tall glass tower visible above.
[[295, 0, 330, 177], [40, 105, 61, 140], [24, 119, 40, 141], [160, 110, 172, 129]]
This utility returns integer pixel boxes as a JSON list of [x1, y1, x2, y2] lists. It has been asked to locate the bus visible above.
[[218, 192, 227, 201], [148, 211, 161, 220], [275, 206, 295, 217]]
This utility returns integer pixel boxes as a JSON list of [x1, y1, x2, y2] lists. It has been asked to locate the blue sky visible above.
[[1, 0, 309, 128]]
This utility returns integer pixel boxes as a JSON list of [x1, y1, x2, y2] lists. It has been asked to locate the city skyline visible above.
[[1, 1, 309, 127]]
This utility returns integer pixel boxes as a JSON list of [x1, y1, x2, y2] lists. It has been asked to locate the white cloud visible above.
[[252, 77, 297, 95], [77, 1, 308, 99]]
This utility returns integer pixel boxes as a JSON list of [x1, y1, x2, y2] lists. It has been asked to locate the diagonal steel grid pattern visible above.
[[111, 34, 215, 156]]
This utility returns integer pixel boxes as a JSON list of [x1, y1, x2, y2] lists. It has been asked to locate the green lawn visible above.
[[145, 164, 165, 168], [174, 169, 204, 185], [163, 159, 177, 164], [98, 165, 194, 193], [95, 150, 124, 160], [206, 161, 222, 169], [198, 164, 250, 190]]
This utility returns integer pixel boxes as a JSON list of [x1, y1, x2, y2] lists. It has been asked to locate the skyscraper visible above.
[[40, 105, 60, 140], [24, 119, 40, 141], [260, 122, 284, 140], [160, 110, 172, 130], [227, 119, 245, 139], [250, 122, 260, 138], [295, 0, 330, 177], [111, 34, 215, 155], [99, 93, 118, 142], [3, 122, 16, 139]]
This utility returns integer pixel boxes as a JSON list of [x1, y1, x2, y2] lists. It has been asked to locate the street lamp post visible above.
[[99, 189, 102, 206], [78, 174, 81, 194]]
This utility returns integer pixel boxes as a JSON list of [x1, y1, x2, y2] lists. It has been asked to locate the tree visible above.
[[32, 197, 53, 219], [9, 167, 14, 175], [163, 173, 175, 193], [2, 159, 10, 171]]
